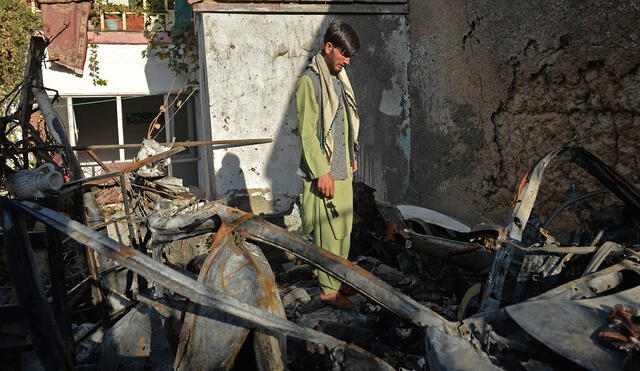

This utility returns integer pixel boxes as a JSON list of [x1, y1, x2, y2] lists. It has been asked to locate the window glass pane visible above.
[[74, 97, 119, 162], [170, 94, 198, 159], [122, 94, 166, 159], [173, 100, 189, 142]]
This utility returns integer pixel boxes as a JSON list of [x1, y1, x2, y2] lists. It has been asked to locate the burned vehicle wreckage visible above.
[[2, 40, 640, 371]]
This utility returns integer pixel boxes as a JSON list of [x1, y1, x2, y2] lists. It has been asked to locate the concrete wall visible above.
[[199, 12, 410, 214], [408, 0, 640, 224]]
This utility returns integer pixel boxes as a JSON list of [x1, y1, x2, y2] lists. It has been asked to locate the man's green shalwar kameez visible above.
[[296, 55, 359, 295]]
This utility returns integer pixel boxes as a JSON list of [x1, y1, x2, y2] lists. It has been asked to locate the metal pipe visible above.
[[72, 138, 272, 151]]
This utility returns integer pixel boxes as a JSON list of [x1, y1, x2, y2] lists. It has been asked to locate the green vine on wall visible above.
[[88, 43, 107, 86]]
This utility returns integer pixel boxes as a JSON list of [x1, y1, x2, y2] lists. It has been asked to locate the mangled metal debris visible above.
[[6, 198, 396, 370], [3, 139, 640, 370], [349, 146, 640, 369], [2, 35, 640, 370], [174, 229, 287, 370]]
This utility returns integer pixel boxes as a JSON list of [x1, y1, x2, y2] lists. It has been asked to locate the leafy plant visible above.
[[88, 43, 107, 86], [0, 0, 41, 109]]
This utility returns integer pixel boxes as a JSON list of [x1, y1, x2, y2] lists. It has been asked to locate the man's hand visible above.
[[317, 173, 335, 199], [351, 159, 358, 173]]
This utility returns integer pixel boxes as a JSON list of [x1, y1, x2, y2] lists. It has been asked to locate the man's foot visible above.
[[339, 285, 357, 296], [320, 292, 353, 309]]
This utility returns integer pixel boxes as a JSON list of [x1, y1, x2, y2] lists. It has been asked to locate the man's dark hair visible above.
[[324, 20, 360, 57]]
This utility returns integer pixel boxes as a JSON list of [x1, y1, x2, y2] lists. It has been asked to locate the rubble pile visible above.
[[2, 138, 639, 370]]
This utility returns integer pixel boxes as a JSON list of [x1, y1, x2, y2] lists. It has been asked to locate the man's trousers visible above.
[[302, 177, 353, 294]]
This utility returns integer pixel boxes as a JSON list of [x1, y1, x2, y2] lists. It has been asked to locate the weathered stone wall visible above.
[[407, 0, 640, 224]]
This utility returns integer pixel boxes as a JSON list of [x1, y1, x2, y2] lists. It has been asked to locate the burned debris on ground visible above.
[[1, 37, 640, 371]]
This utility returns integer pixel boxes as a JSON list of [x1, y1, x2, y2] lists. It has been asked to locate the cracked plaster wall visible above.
[[407, 0, 640, 224]]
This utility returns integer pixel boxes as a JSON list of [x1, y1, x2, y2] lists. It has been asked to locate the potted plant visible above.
[[104, 15, 121, 31], [101, 2, 124, 31]]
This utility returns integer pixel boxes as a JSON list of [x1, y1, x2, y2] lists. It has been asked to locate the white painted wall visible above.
[[42, 44, 190, 96]]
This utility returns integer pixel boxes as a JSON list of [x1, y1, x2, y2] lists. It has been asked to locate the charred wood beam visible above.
[[0, 203, 73, 370], [7, 199, 395, 370]]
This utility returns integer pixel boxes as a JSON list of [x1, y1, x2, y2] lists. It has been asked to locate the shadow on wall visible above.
[[262, 13, 411, 215], [217, 152, 252, 213]]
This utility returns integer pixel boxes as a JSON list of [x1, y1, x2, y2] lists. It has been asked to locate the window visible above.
[[65, 93, 201, 189]]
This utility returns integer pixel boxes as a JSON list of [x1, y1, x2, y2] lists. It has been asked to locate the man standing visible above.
[[296, 21, 360, 309]]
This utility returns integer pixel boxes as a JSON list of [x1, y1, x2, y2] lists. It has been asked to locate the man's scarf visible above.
[[308, 54, 360, 162]]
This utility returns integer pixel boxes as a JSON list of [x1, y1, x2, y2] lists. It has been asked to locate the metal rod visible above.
[[210, 204, 446, 328], [61, 146, 186, 188], [72, 138, 272, 151], [85, 148, 112, 174]]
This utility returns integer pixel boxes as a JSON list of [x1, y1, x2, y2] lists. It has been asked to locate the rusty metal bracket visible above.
[[208, 212, 255, 250]]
